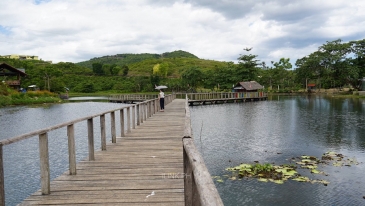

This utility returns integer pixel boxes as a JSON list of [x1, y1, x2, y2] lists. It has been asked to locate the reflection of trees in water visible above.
[[293, 95, 365, 149]]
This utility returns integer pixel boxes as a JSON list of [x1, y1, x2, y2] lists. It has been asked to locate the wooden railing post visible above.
[[111, 112, 116, 143], [157, 98, 160, 112], [88, 118, 95, 161], [183, 144, 193, 205], [132, 105, 136, 129], [39, 133, 50, 195], [137, 104, 140, 126], [0, 144, 4, 206], [127, 107, 131, 133], [148, 101, 151, 117], [100, 115, 106, 151], [67, 124, 76, 175], [141, 104, 144, 123], [120, 109, 125, 137], [151, 100, 154, 116]]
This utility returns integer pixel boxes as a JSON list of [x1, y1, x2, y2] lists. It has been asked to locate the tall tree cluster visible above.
[[295, 39, 365, 89]]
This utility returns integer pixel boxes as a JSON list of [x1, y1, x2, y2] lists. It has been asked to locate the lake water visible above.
[[0, 102, 130, 206], [1, 96, 365, 205], [190, 95, 365, 205]]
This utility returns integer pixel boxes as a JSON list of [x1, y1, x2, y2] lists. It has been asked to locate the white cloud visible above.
[[0, 0, 364, 65]]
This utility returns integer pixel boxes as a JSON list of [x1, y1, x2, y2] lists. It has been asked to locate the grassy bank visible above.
[[0, 90, 62, 107]]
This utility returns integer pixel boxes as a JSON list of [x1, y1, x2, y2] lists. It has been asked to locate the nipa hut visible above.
[[233, 81, 263, 92]]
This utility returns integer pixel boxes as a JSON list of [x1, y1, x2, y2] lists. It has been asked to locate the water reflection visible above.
[[190, 95, 365, 206]]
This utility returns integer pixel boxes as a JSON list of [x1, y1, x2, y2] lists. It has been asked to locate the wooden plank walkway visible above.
[[20, 99, 186, 206]]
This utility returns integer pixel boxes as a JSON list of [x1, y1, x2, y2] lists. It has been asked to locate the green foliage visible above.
[[203, 62, 237, 91], [295, 38, 365, 89], [92, 62, 104, 75], [236, 48, 261, 81], [161, 50, 199, 58], [181, 66, 203, 89], [0, 83, 11, 95], [76, 50, 198, 69], [121, 65, 129, 76]]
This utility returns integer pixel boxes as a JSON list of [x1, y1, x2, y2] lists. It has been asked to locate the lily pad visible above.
[[310, 169, 320, 174], [258, 178, 268, 182], [292, 176, 310, 182]]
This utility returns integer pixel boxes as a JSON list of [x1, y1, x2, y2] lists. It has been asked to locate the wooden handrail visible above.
[[0, 94, 176, 205], [183, 95, 224, 206], [183, 91, 267, 100]]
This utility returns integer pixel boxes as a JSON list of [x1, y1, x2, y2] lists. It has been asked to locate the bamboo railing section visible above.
[[183, 95, 224, 206], [0, 94, 175, 205]]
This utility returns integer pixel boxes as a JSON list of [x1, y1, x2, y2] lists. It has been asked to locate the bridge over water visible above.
[[0, 95, 223, 206]]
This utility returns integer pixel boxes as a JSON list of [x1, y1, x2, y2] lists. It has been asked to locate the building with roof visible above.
[[0, 62, 27, 90], [1, 54, 39, 60], [233, 81, 263, 92]]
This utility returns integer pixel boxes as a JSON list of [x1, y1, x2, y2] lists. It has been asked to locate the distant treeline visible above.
[[1, 39, 364, 94]]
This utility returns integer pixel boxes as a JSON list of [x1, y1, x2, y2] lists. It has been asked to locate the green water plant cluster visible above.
[[214, 151, 360, 186]]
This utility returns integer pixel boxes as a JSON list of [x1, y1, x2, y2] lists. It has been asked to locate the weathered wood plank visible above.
[[21, 99, 187, 205]]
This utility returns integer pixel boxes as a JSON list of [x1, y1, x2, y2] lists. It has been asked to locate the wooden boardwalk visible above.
[[20, 99, 186, 206]]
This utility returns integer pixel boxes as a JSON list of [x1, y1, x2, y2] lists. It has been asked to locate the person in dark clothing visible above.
[[158, 89, 165, 111]]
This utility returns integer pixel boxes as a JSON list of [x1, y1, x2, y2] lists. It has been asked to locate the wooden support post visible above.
[[149, 101, 152, 117], [0, 144, 4, 206], [141, 104, 144, 123], [132, 105, 136, 129], [147, 102, 150, 118], [127, 107, 131, 133], [137, 104, 140, 126], [67, 124, 76, 175], [152, 100, 155, 115], [144, 103, 147, 121], [111, 112, 116, 143], [87, 118, 95, 161], [157, 98, 160, 112], [183, 146, 193, 206], [120, 109, 125, 137], [100, 114, 106, 151], [39, 133, 50, 195]]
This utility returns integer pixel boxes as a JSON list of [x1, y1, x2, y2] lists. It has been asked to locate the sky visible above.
[[0, 0, 364, 67]]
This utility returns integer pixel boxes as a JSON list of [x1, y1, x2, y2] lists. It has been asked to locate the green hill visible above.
[[127, 57, 227, 77], [76, 50, 199, 69]]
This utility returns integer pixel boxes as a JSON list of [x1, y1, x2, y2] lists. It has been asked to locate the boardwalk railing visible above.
[[182, 95, 224, 206], [108, 94, 158, 102], [0, 94, 175, 205], [186, 91, 267, 100]]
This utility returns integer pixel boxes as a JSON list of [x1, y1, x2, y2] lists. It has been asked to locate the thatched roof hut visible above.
[[233, 81, 263, 92]]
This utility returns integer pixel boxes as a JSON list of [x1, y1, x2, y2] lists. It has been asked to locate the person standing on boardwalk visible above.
[[158, 89, 165, 112]]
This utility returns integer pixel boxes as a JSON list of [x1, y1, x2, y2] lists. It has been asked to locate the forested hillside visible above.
[[1, 38, 364, 95], [76, 50, 198, 69]]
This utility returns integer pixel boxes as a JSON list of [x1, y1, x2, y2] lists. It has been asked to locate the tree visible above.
[[181, 66, 203, 90], [92, 62, 104, 75], [271, 58, 293, 90], [121, 65, 129, 76], [204, 62, 236, 91], [236, 48, 260, 81]]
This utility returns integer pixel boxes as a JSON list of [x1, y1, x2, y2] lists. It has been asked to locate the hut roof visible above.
[[234, 81, 263, 91], [0, 62, 27, 77]]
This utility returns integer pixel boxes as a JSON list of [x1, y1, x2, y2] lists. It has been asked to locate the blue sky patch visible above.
[[0, 25, 11, 35], [34, 0, 51, 5]]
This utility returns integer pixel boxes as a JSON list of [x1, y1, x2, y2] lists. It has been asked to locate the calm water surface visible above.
[[0, 102, 130, 206], [191, 95, 365, 206]]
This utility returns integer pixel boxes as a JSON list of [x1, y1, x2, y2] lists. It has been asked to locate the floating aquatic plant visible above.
[[215, 151, 360, 186]]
